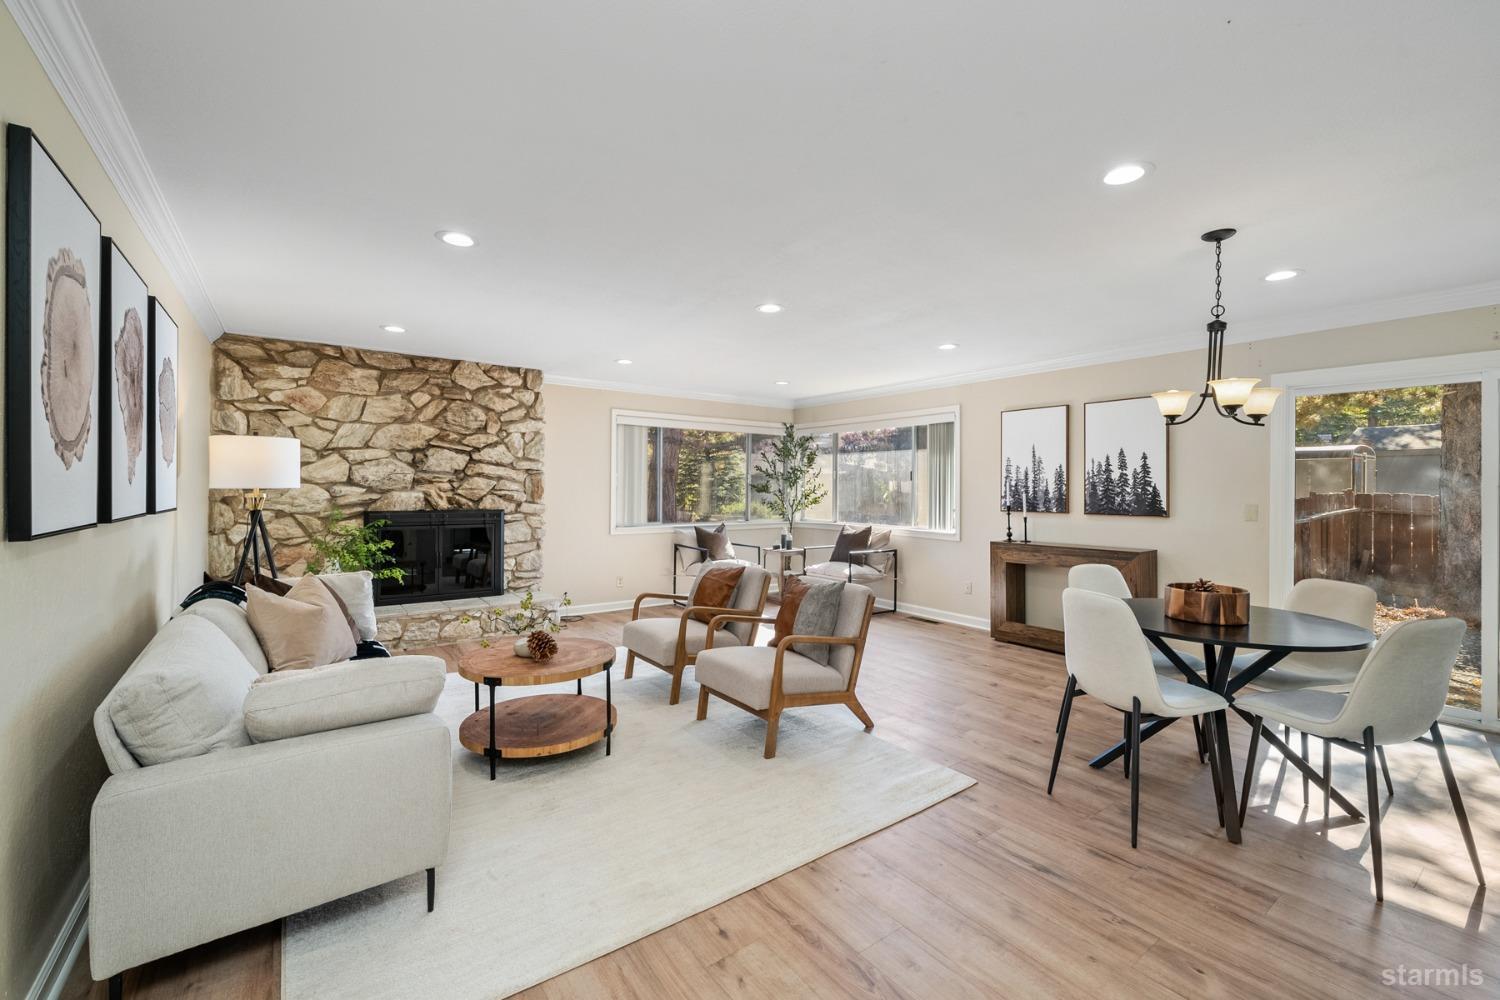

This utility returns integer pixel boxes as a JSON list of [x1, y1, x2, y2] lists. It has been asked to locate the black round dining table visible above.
[[1089, 598, 1376, 844]]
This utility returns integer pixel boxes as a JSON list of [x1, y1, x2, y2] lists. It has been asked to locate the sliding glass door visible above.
[[1271, 355, 1498, 729]]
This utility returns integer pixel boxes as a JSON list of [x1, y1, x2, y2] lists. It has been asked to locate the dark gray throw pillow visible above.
[[694, 523, 735, 560], [790, 578, 845, 665], [831, 525, 871, 564]]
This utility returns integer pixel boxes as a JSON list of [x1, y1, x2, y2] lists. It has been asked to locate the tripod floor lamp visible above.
[[209, 435, 302, 582]]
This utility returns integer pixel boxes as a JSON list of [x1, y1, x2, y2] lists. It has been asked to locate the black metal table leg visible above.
[[488, 679, 498, 780], [474, 682, 479, 713], [605, 659, 613, 756]]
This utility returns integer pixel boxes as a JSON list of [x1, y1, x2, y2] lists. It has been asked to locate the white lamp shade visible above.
[[1152, 389, 1196, 418], [1244, 385, 1284, 417], [209, 435, 302, 490], [1208, 377, 1260, 409]]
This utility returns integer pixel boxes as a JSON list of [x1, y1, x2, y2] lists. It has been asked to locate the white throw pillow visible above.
[[316, 570, 378, 641], [107, 616, 257, 766], [243, 655, 446, 742]]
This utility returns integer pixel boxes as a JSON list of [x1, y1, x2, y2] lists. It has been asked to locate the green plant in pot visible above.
[[753, 422, 829, 548], [306, 509, 405, 583], [467, 589, 573, 658]]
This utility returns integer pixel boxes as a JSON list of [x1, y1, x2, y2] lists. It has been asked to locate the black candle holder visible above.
[[1022, 515, 1030, 543], [1004, 505, 1014, 542]]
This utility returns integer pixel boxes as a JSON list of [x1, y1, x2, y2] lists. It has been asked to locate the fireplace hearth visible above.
[[366, 510, 505, 606]]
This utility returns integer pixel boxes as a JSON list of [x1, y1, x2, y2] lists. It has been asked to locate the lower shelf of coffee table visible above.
[[458, 693, 617, 759]]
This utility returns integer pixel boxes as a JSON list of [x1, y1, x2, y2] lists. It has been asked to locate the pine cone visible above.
[[527, 630, 558, 661], [1191, 578, 1217, 593]]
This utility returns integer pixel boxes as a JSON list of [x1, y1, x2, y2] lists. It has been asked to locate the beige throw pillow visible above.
[[247, 575, 358, 671]]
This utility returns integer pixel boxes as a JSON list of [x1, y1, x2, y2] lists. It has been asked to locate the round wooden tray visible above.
[[458, 637, 616, 687], [459, 694, 617, 759]]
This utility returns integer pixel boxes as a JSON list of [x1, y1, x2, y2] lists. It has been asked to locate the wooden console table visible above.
[[990, 541, 1157, 653]]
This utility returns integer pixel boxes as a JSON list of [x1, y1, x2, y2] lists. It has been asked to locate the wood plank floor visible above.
[[65, 608, 1500, 999]]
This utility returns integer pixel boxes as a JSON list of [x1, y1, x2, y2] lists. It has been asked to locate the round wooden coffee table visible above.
[[457, 637, 617, 780]]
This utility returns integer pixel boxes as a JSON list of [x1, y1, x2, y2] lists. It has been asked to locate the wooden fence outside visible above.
[[1294, 489, 1439, 601]]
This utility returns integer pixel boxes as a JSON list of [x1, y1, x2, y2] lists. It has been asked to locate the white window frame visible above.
[[609, 409, 789, 535], [797, 405, 962, 541], [1266, 351, 1500, 730]]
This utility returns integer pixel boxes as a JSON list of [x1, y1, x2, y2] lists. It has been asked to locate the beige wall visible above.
[[796, 305, 1500, 628], [0, 9, 210, 997], [542, 384, 791, 607]]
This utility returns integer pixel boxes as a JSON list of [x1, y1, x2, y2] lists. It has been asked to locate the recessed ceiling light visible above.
[[437, 230, 475, 247], [937, 343, 959, 351], [1264, 269, 1300, 282], [1102, 162, 1152, 186], [615, 358, 633, 365], [380, 324, 405, 334], [756, 303, 783, 314], [774, 380, 790, 386]]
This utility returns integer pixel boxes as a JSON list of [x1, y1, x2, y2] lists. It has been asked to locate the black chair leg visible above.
[[1191, 715, 1206, 764], [1364, 727, 1383, 902], [1301, 731, 1311, 803], [1431, 723, 1485, 887], [1047, 676, 1077, 795], [1204, 713, 1225, 827], [1238, 716, 1261, 827], [1129, 698, 1142, 848], [1122, 711, 1132, 779], [1323, 738, 1331, 821], [109, 974, 123, 1000], [426, 867, 435, 912], [1376, 745, 1394, 797]]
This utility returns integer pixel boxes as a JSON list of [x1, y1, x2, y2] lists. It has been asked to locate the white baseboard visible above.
[[884, 600, 988, 631], [26, 878, 88, 1000], [567, 597, 674, 617]]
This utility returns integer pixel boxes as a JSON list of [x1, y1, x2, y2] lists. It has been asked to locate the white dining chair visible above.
[[1234, 616, 1479, 901], [1235, 579, 1382, 803], [1050, 588, 1231, 847], [1066, 564, 1211, 761]]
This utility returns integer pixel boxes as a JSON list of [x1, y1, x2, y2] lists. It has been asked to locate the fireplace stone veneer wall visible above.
[[208, 334, 544, 590]]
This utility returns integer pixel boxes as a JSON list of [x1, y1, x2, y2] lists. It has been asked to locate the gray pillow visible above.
[[694, 523, 735, 561], [108, 616, 258, 766], [792, 578, 845, 665], [831, 525, 871, 564], [315, 570, 378, 641], [243, 655, 445, 742]]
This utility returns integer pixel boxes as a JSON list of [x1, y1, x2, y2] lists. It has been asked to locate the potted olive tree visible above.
[[753, 423, 829, 548]]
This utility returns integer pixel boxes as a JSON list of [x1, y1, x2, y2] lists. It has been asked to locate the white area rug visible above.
[[283, 652, 974, 999]]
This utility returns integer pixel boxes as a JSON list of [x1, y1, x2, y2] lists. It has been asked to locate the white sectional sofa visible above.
[[88, 591, 452, 999]]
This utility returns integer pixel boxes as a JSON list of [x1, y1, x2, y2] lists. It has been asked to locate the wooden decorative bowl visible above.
[[1164, 582, 1250, 626]]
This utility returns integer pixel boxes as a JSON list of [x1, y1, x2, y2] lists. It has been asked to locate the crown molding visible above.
[[791, 279, 1500, 409], [5, 0, 223, 336], [543, 373, 792, 411]]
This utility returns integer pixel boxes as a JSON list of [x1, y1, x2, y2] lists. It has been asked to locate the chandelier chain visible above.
[[1211, 239, 1225, 320]]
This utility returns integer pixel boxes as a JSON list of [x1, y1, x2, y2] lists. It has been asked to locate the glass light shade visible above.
[[209, 435, 302, 490], [1208, 377, 1260, 409], [1244, 385, 1284, 417], [1152, 389, 1195, 418]]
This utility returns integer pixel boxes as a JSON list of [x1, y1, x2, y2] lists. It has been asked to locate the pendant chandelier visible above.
[[1152, 228, 1282, 427]]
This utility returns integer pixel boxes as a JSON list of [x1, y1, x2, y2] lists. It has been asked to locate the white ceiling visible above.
[[68, 0, 1500, 405]]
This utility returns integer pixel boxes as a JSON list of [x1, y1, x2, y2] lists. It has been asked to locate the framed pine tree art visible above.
[[1083, 396, 1168, 516], [1001, 404, 1068, 513]]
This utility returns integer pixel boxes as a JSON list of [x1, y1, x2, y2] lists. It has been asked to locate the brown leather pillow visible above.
[[694, 523, 735, 561], [831, 525, 872, 563], [774, 573, 812, 644], [688, 564, 745, 623]]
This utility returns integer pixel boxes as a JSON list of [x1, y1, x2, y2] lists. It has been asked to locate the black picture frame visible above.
[[146, 296, 178, 514], [5, 123, 103, 540], [1082, 395, 1170, 517], [99, 237, 151, 523], [1001, 403, 1070, 513]]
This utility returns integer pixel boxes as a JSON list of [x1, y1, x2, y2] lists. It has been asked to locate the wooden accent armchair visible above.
[[622, 562, 772, 705], [694, 584, 876, 758]]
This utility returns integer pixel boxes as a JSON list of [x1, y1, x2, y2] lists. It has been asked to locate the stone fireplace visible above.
[[369, 509, 504, 605], [209, 334, 544, 592]]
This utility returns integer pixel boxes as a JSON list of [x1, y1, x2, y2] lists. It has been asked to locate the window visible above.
[[807, 411, 958, 533], [614, 415, 776, 527], [614, 408, 958, 534]]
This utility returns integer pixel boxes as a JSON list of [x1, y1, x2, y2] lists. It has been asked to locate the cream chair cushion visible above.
[[694, 646, 845, 710], [805, 560, 887, 583], [623, 616, 742, 665]]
